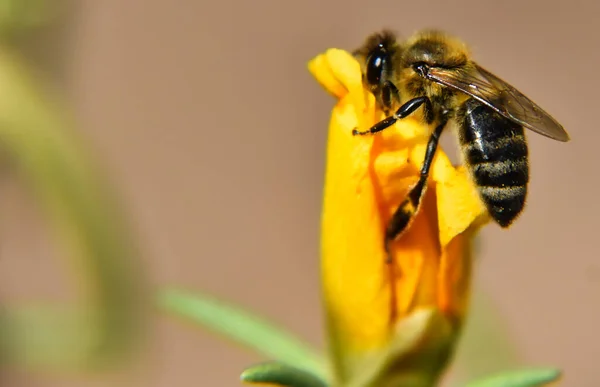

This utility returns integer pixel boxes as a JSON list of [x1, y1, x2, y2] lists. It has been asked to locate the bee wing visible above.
[[427, 64, 570, 142]]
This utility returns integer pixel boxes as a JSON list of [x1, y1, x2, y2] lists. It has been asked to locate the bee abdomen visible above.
[[459, 99, 530, 227], [472, 158, 528, 188], [477, 184, 527, 227]]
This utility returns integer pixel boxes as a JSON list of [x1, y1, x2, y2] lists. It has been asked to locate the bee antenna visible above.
[[413, 62, 429, 78]]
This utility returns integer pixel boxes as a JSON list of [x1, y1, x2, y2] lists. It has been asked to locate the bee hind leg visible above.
[[384, 119, 447, 263]]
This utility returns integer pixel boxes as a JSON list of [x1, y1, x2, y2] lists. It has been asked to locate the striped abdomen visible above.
[[458, 99, 529, 227]]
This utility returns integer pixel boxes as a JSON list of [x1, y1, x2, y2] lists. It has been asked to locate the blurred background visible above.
[[0, 0, 598, 386]]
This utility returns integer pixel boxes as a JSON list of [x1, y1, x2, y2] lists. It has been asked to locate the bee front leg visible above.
[[384, 119, 447, 263], [352, 96, 428, 136], [380, 80, 400, 116]]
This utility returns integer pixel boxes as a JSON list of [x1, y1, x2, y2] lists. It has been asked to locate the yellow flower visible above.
[[308, 49, 489, 387]]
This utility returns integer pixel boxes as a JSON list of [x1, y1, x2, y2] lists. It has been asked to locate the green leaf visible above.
[[158, 288, 326, 379], [465, 368, 561, 387], [241, 361, 327, 387]]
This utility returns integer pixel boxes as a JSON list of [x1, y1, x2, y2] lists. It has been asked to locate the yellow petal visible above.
[[308, 52, 348, 99], [321, 92, 390, 353], [308, 49, 372, 136], [407, 143, 488, 247]]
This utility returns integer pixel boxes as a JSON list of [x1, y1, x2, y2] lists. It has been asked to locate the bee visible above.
[[352, 30, 570, 260]]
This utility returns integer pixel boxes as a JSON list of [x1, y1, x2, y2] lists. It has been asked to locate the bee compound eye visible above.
[[365, 45, 388, 86]]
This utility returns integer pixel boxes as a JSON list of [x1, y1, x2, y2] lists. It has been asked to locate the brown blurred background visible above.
[[0, 0, 598, 386]]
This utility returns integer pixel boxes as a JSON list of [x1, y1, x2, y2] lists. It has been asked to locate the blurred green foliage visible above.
[[160, 289, 561, 387], [158, 288, 326, 379], [0, 0, 59, 37], [0, 0, 148, 373]]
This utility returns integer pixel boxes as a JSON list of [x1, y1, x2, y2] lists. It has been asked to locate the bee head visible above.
[[354, 30, 400, 93]]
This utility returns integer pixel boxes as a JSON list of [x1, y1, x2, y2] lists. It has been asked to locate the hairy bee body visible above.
[[458, 99, 529, 226], [352, 30, 569, 259]]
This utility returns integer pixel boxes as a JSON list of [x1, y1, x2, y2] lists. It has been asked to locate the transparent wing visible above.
[[427, 64, 570, 142]]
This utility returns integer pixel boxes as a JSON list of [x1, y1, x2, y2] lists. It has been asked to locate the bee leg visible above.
[[380, 80, 400, 115], [352, 96, 428, 136], [384, 119, 447, 263]]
